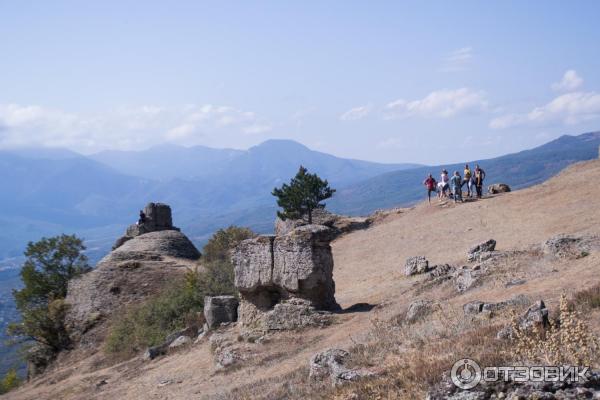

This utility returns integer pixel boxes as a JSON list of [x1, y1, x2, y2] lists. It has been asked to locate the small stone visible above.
[[168, 335, 191, 349]]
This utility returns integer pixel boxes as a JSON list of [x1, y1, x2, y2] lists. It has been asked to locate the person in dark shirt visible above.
[[138, 210, 146, 225]]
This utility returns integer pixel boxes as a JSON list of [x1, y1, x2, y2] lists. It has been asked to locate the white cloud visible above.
[[0, 103, 272, 152], [441, 47, 473, 72], [490, 91, 600, 129], [552, 70, 583, 92], [340, 105, 371, 121], [385, 88, 487, 119]]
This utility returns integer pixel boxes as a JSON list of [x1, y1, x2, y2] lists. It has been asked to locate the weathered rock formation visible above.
[[542, 234, 598, 259], [405, 299, 438, 324], [65, 203, 200, 347], [496, 300, 549, 339], [113, 202, 180, 250], [232, 224, 340, 331]]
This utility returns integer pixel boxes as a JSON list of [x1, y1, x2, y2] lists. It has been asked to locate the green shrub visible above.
[[0, 368, 21, 394], [202, 226, 256, 263], [105, 269, 203, 357]]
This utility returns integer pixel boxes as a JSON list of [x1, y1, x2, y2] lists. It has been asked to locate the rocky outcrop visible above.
[[497, 300, 549, 339], [488, 183, 511, 194], [309, 348, 375, 387], [274, 208, 370, 237], [204, 296, 239, 329], [405, 256, 430, 276], [113, 203, 181, 250], [65, 204, 201, 347], [467, 239, 496, 262], [232, 224, 339, 331]]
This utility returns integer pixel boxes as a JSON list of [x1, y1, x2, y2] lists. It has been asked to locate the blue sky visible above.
[[0, 1, 599, 164]]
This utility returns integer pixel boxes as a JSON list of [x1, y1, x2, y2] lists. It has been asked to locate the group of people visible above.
[[423, 164, 486, 204]]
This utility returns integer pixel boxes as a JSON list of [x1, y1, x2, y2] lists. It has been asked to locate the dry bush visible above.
[[573, 284, 600, 310], [512, 294, 600, 366]]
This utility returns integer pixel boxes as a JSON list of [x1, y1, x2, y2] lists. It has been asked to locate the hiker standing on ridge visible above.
[[451, 171, 463, 203], [474, 164, 486, 199], [423, 174, 437, 204], [463, 164, 473, 198], [438, 169, 449, 199]]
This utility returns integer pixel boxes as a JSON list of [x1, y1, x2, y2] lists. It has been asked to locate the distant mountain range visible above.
[[0, 139, 418, 261]]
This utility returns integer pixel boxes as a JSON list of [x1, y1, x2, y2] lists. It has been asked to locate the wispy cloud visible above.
[[441, 47, 473, 72], [490, 91, 600, 129], [0, 103, 272, 152], [491, 70, 600, 129], [552, 69, 583, 92], [340, 105, 372, 121], [385, 88, 487, 119]]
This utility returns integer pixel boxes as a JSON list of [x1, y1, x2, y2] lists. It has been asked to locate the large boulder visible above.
[[497, 300, 549, 339], [204, 296, 239, 329], [405, 300, 438, 323], [488, 183, 511, 194], [542, 234, 595, 259], [232, 225, 340, 330]]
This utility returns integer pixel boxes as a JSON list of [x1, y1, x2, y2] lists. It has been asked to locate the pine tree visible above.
[[272, 166, 336, 224]]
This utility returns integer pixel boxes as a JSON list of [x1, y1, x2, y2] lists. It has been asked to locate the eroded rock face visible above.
[[232, 224, 339, 330]]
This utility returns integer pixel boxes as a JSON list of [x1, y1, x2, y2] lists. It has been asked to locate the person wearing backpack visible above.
[[474, 164, 486, 199], [450, 171, 463, 203], [423, 174, 437, 204]]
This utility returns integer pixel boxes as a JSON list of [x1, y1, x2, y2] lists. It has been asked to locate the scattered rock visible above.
[[168, 335, 191, 349], [505, 278, 526, 288], [406, 300, 438, 323], [463, 301, 484, 315], [454, 268, 481, 292], [309, 348, 374, 387], [467, 239, 496, 262], [464, 295, 529, 316], [264, 298, 332, 330], [143, 344, 168, 361], [497, 300, 549, 339], [204, 296, 239, 329], [542, 234, 592, 259], [405, 256, 430, 276], [214, 348, 241, 370], [488, 183, 511, 194]]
